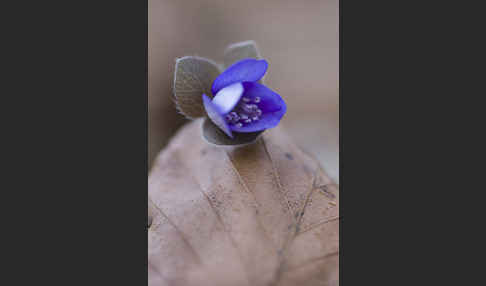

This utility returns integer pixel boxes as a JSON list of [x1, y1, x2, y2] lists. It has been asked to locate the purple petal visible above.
[[241, 82, 286, 113], [211, 59, 268, 94], [202, 94, 233, 138], [230, 82, 286, 133]]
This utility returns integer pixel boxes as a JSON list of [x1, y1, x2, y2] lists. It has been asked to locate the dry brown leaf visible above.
[[148, 118, 339, 286]]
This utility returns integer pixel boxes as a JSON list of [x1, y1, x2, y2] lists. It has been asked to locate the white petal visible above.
[[211, 82, 244, 114]]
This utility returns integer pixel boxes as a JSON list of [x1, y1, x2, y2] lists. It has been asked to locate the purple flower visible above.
[[202, 59, 287, 138]]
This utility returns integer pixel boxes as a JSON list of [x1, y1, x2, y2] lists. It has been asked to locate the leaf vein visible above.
[[148, 196, 202, 265]]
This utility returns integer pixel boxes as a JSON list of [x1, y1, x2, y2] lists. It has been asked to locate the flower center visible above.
[[225, 96, 262, 128]]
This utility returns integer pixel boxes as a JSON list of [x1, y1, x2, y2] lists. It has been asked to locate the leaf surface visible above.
[[148, 119, 339, 286], [173, 56, 221, 119], [224, 40, 262, 69]]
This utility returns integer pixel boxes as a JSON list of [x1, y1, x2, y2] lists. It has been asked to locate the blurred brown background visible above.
[[149, 0, 339, 183]]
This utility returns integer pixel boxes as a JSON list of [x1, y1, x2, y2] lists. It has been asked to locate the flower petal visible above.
[[202, 94, 233, 138], [230, 82, 286, 133], [211, 82, 244, 114], [211, 59, 268, 94], [241, 82, 286, 112]]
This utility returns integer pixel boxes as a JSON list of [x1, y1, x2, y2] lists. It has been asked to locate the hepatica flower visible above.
[[173, 40, 286, 146], [202, 59, 286, 138]]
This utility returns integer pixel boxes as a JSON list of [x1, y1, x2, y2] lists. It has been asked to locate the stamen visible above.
[[225, 96, 264, 127], [242, 104, 251, 113]]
